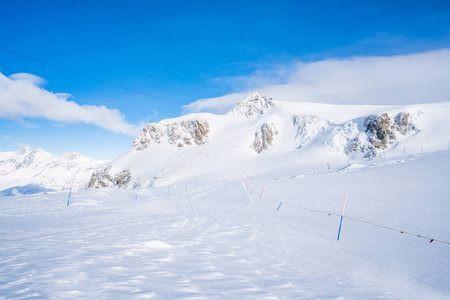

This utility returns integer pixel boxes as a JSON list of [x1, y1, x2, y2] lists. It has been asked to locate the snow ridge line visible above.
[[242, 181, 450, 245]]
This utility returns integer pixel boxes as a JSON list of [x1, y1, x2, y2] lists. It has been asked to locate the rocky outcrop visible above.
[[232, 92, 275, 117], [293, 115, 320, 138], [253, 123, 278, 153], [395, 112, 416, 135], [87, 167, 132, 188], [132, 119, 210, 150], [132, 124, 164, 150], [114, 170, 132, 187], [364, 113, 397, 150], [364, 112, 416, 150], [87, 167, 113, 188], [345, 137, 362, 154], [343, 112, 417, 157]]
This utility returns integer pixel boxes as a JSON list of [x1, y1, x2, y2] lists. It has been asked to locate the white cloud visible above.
[[8, 73, 47, 86], [0, 72, 141, 135], [184, 49, 450, 114], [183, 92, 248, 115]]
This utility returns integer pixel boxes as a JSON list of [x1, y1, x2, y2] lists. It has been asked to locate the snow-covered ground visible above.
[[1, 150, 449, 299]]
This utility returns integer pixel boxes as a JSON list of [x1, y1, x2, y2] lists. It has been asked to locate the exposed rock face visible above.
[[115, 170, 132, 187], [395, 112, 415, 135], [87, 167, 132, 188], [293, 115, 320, 138], [343, 112, 417, 157], [132, 124, 164, 150], [87, 167, 113, 188], [232, 92, 275, 117], [253, 123, 278, 153], [364, 113, 397, 150], [132, 119, 210, 150], [346, 137, 362, 154]]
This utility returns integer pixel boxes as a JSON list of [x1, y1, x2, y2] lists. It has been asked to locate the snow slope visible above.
[[91, 93, 450, 188], [0, 150, 449, 299], [0, 147, 106, 194]]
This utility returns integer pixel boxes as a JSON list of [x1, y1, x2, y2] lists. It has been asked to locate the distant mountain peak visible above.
[[244, 92, 267, 101], [232, 92, 275, 117], [0, 147, 106, 195], [17, 146, 32, 155]]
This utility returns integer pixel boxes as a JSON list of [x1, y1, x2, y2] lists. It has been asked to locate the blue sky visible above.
[[1, 0, 450, 159]]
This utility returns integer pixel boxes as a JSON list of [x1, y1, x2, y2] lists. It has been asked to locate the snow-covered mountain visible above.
[[0, 147, 106, 195], [88, 92, 450, 188], [1, 93, 450, 299]]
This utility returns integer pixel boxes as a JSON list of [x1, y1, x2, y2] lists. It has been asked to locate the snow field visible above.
[[1, 151, 449, 299]]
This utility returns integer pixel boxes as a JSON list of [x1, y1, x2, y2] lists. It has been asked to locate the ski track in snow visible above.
[[1, 153, 450, 299]]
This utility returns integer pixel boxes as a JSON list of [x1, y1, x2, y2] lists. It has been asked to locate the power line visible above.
[[0, 47, 184, 105]]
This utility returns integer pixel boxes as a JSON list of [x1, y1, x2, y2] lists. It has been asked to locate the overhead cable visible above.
[[0, 47, 183, 105]]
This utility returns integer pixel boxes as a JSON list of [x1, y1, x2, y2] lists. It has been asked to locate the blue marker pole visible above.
[[277, 192, 288, 211], [276, 202, 283, 211], [337, 191, 348, 241], [66, 181, 73, 207]]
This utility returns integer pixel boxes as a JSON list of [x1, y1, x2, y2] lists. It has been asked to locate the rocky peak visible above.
[[17, 146, 32, 155], [6, 147, 53, 169], [232, 92, 275, 117]]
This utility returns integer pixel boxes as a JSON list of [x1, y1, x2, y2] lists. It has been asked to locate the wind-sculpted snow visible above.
[[292, 114, 326, 149], [132, 119, 210, 150]]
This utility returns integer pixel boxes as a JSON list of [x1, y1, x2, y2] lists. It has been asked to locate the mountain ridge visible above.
[[1, 93, 448, 193], [88, 93, 450, 188], [0, 146, 106, 194]]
